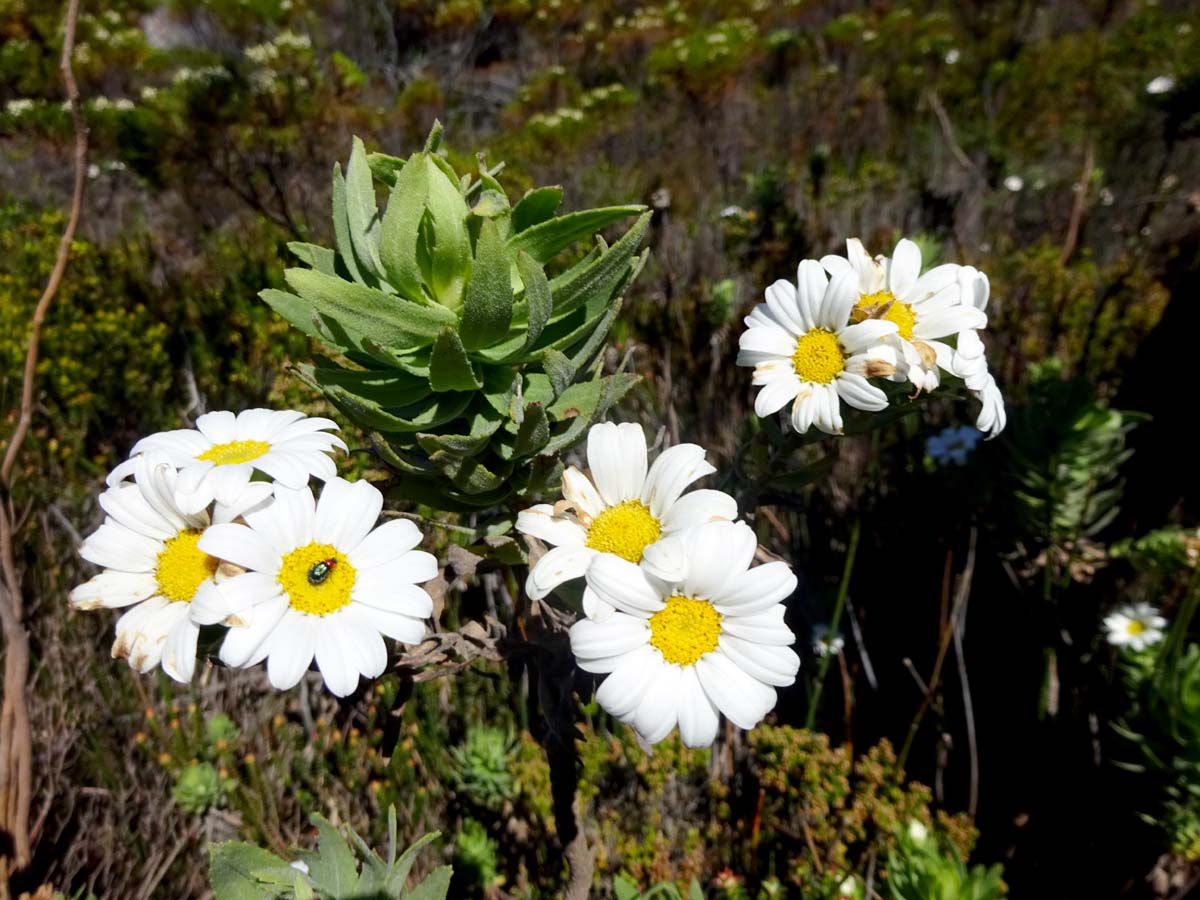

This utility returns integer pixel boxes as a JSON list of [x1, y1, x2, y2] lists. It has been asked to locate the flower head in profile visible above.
[[820, 238, 988, 395], [70, 454, 238, 681], [193, 477, 438, 696], [108, 409, 345, 514], [516, 422, 737, 619], [1103, 602, 1167, 652], [570, 521, 799, 747], [737, 259, 900, 435]]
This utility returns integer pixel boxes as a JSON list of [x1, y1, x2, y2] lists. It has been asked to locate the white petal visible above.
[[819, 269, 859, 330], [254, 450, 316, 488], [813, 383, 844, 435], [526, 545, 595, 600], [79, 521, 160, 572], [348, 518, 426, 569], [161, 617, 201, 682], [836, 372, 889, 412], [587, 422, 647, 506], [352, 603, 427, 644], [819, 253, 853, 278], [676, 667, 720, 747], [717, 635, 800, 687], [754, 373, 802, 418], [682, 521, 758, 599], [98, 482, 177, 541], [710, 562, 797, 615], [633, 662, 682, 744], [839, 319, 898, 353], [907, 263, 960, 304], [641, 444, 715, 519], [661, 490, 737, 536], [582, 586, 616, 622], [190, 572, 280, 626], [763, 279, 804, 336], [790, 387, 817, 434], [561, 467, 606, 521], [353, 560, 437, 616], [845, 238, 876, 288], [913, 306, 987, 340], [263, 612, 316, 690], [125, 600, 189, 674], [198, 523, 281, 574], [314, 617, 365, 696], [570, 614, 652, 661], [70, 571, 159, 610], [207, 463, 255, 509], [338, 605, 389, 679], [315, 477, 383, 553], [720, 607, 796, 645], [212, 481, 274, 524], [195, 410, 237, 443], [244, 485, 315, 557], [218, 594, 289, 667], [887, 238, 921, 299], [695, 651, 777, 730], [586, 554, 665, 616], [638, 535, 689, 585], [795, 260, 828, 332], [516, 504, 587, 549], [737, 325, 797, 360], [594, 645, 660, 719]]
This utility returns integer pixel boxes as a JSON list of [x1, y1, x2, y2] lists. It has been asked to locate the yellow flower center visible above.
[[1126, 620, 1146, 636], [155, 529, 219, 603], [197, 439, 271, 466], [856, 289, 916, 340], [278, 542, 357, 616], [791, 328, 846, 384], [649, 594, 723, 666], [586, 500, 662, 564]]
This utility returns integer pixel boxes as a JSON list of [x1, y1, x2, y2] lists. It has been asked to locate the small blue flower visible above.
[[926, 425, 982, 466]]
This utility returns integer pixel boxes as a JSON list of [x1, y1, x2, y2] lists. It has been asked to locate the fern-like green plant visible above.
[[208, 808, 449, 900], [262, 123, 650, 511], [448, 726, 516, 810], [884, 830, 1006, 900]]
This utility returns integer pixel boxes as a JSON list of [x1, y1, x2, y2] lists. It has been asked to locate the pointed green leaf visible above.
[[513, 402, 550, 458], [424, 157, 473, 309], [367, 151, 405, 187], [321, 382, 470, 433], [437, 455, 508, 495], [471, 189, 509, 218], [303, 360, 431, 410], [689, 879, 705, 900], [517, 250, 552, 352], [512, 185, 563, 233], [460, 218, 514, 350], [542, 348, 575, 397], [331, 163, 368, 286], [383, 831, 441, 893], [300, 815, 358, 899], [287, 241, 338, 276], [406, 865, 453, 900], [208, 842, 290, 900], [294, 875, 315, 900], [429, 327, 481, 392], [569, 295, 624, 373], [380, 154, 431, 301], [346, 136, 384, 278], [417, 405, 502, 458], [549, 211, 651, 316], [507, 203, 645, 264]]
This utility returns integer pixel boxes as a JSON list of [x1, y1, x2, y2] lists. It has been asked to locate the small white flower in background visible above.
[[838, 875, 862, 898], [1146, 75, 1175, 95], [1104, 602, 1167, 652], [5, 98, 35, 117], [1003, 175, 1024, 192], [820, 238, 989, 396], [570, 521, 800, 747], [737, 259, 901, 435], [86, 163, 101, 179], [926, 424, 982, 466], [1100, 187, 1115, 206], [811, 624, 844, 658], [908, 819, 929, 844], [517, 422, 737, 620], [107, 409, 345, 515], [69, 455, 246, 682], [192, 478, 438, 697], [944, 48, 960, 65]]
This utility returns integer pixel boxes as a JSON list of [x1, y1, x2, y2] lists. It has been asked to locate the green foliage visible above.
[[613, 873, 704, 899], [1112, 527, 1198, 577], [1004, 365, 1140, 549], [173, 762, 226, 815], [884, 825, 1006, 900], [209, 808, 449, 900], [448, 727, 516, 811], [265, 126, 649, 511], [453, 818, 501, 889]]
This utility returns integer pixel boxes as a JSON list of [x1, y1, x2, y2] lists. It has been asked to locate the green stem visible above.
[[805, 517, 862, 731]]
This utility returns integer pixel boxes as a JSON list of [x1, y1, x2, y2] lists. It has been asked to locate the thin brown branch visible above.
[[1059, 141, 1095, 266], [0, 0, 88, 877]]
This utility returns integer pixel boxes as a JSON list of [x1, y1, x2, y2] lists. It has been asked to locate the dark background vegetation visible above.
[[2, 0, 1200, 897]]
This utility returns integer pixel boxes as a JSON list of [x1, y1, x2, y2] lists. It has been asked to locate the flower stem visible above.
[[805, 517, 861, 731]]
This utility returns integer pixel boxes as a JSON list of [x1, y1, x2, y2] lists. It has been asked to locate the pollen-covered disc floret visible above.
[[1103, 602, 1167, 652], [517, 421, 738, 620], [737, 259, 900, 435], [70, 454, 224, 682], [106, 408, 346, 515], [821, 237, 1006, 436], [570, 520, 800, 748], [191, 477, 438, 697]]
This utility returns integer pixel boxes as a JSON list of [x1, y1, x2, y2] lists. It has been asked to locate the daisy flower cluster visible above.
[[517, 421, 801, 748], [737, 237, 1006, 438], [70, 409, 438, 696]]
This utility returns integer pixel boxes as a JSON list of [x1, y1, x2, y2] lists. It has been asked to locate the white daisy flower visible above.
[[192, 477, 438, 697], [570, 520, 800, 747], [819, 238, 988, 395], [107, 409, 345, 515], [946, 274, 1007, 437], [516, 422, 737, 620], [69, 454, 253, 682], [737, 260, 901, 435], [1103, 602, 1167, 652]]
